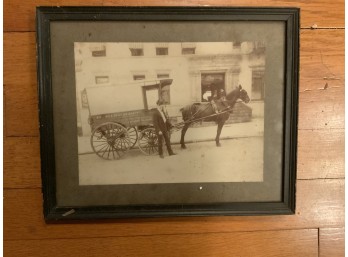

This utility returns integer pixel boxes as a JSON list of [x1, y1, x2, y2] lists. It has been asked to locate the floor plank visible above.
[[301, 29, 344, 79], [4, 0, 344, 32], [297, 129, 344, 179], [3, 179, 344, 240], [4, 32, 38, 137], [3, 32, 36, 85], [4, 229, 318, 257], [319, 228, 345, 257], [298, 86, 344, 130], [4, 137, 41, 189]]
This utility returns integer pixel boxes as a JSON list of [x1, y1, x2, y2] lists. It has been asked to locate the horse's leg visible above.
[[215, 121, 225, 147], [158, 133, 164, 158], [180, 123, 190, 149]]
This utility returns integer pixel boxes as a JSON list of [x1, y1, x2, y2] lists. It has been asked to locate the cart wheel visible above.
[[127, 127, 138, 148], [138, 127, 159, 155], [90, 122, 130, 160]]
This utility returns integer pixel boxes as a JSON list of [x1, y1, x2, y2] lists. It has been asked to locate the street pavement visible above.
[[79, 136, 264, 185], [78, 118, 264, 154]]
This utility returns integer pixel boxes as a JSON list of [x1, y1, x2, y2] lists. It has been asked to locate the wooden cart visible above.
[[85, 79, 173, 160]]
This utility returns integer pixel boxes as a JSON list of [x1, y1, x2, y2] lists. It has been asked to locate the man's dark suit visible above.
[[152, 105, 175, 158]]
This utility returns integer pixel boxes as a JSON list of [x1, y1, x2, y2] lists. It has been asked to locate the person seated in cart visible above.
[[153, 99, 176, 159], [210, 87, 228, 114], [219, 88, 226, 101], [210, 83, 221, 114]]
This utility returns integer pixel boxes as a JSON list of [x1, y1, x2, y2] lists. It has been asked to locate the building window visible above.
[[91, 45, 106, 57], [156, 47, 168, 56], [92, 49, 106, 57], [181, 43, 196, 55], [95, 76, 109, 84], [157, 73, 170, 79], [130, 48, 144, 56], [133, 75, 145, 80], [251, 70, 265, 100], [253, 42, 266, 55], [233, 41, 241, 48], [182, 47, 195, 55]]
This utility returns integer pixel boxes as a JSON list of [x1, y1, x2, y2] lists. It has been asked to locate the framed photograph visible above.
[[37, 6, 299, 220]]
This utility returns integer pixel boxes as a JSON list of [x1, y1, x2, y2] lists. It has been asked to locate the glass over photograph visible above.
[[74, 42, 266, 185]]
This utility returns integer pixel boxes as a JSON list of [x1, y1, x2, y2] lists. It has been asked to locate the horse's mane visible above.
[[226, 87, 240, 101]]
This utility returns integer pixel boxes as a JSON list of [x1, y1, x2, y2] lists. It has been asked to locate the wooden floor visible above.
[[4, 1, 345, 256]]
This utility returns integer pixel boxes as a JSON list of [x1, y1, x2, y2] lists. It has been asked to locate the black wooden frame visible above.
[[36, 6, 299, 221]]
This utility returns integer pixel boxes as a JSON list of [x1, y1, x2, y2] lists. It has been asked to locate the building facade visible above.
[[75, 42, 265, 136]]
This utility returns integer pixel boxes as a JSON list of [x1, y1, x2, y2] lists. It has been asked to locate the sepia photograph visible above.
[[37, 7, 299, 218], [75, 41, 266, 185]]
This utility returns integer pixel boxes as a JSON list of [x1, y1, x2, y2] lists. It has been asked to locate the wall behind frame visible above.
[[4, 1, 344, 257]]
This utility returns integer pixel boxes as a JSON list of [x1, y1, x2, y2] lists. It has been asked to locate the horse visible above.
[[179, 85, 250, 149]]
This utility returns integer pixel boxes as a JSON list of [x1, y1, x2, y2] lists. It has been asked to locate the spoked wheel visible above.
[[126, 126, 138, 148], [138, 127, 159, 155], [90, 122, 130, 160]]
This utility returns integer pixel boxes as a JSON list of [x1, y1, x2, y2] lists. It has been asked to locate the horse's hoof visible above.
[[216, 143, 221, 147], [181, 145, 187, 149]]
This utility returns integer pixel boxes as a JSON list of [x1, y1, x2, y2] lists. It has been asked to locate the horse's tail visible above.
[[180, 105, 195, 121]]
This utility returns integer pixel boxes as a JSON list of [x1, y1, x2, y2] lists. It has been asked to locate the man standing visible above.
[[153, 99, 176, 158]]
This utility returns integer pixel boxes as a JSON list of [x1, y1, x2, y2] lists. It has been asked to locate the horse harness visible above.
[[170, 99, 234, 133]]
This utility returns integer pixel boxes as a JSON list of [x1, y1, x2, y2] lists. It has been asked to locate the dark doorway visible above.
[[201, 73, 225, 102]]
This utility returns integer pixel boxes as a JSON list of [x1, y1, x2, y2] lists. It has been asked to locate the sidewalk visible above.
[[78, 118, 264, 154]]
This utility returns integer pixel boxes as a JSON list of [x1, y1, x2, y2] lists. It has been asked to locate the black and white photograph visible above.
[[74, 42, 266, 185], [37, 7, 299, 219]]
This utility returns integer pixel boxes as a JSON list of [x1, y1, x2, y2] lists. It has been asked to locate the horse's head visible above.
[[238, 86, 250, 103], [226, 84, 250, 103]]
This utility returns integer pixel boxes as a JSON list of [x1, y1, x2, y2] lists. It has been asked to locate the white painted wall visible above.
[[74, 42, 265, 136]]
